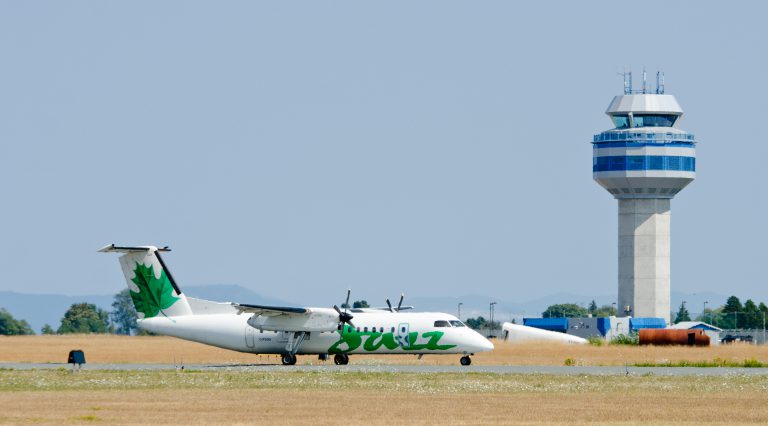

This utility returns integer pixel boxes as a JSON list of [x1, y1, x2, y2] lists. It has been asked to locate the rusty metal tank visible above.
[[639, 328, 710, 346]]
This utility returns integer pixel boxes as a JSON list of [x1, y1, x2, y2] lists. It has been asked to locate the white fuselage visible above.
[[140, 310, 494, 356]]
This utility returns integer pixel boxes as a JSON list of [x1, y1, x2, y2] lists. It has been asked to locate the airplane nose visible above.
[[468, 331, 494, 353], [478, 336, 494, 352]]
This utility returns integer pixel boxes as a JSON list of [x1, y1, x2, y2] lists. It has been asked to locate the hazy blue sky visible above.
[[1, 1, 766, 308]]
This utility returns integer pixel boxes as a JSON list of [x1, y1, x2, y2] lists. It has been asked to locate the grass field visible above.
[[1, 370, 768, 425], [2, 334, 768, 366], [2, 336, 768, 424]]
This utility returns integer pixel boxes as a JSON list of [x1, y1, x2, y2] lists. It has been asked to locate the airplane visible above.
[[100, 244, 494, 366]]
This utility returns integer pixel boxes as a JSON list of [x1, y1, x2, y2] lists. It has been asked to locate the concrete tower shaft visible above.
[[592, 81, 696, 324]]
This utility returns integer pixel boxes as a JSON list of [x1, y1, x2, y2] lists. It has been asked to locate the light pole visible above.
[[489, 302, 497, 338], [703, 301, 708, 323], [457, 303, 463, 321], [611, 302, 617, 316]]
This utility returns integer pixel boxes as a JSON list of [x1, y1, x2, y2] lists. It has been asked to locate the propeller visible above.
[[333, 289, 355, 332], [385, 293, 405, 312]]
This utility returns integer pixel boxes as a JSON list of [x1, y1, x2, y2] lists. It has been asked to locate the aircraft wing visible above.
[[232, 303, 308, 317], [232, 303, 341, 332]]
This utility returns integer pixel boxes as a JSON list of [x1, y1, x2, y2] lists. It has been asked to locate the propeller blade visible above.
[[386, 299, 393, 313], [344, 289, 351, 312], [397, 293, 404, 311], [334, 304, 354, 326]]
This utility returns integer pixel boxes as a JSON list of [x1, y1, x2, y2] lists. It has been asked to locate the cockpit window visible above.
[[433, 320, 451, 327], [449, 320, 466, 327]]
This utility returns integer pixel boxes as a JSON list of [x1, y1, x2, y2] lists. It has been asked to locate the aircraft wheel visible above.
[[334, 354, 349, 365], [281, 354, 297, 366], [460, 356, 472, 366]]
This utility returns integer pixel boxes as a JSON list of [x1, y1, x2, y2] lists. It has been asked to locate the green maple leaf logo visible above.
[[130, 262, 179, 318]]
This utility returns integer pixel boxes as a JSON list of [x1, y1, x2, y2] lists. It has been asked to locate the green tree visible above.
[[111, 289, 138, 335], [588, 300, 598, 315], [465, 316, 500, 330], [759, 303, 768, 328], [592, 304, 618, 317], [720, 296, 743, 329], [352, 300, 370, 309], [674, 302, 691, 324], [465, 316, 485, 329], [58, 303, 114, 334], [542, 303, 588, 318], [743, 299, 760, 329], [696, 308, 717, 324], [0, 308, 35, 335], [40, 324, 56, 335]]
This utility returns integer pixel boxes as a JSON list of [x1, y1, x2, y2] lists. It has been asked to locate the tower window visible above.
[[632, 114, 678, 128], [611, 115, 630, 129]]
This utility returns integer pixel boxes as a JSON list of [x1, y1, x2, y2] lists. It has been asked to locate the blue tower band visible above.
[[592, 71, 696, 323]]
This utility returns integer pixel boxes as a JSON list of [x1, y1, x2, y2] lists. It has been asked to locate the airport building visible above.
[[592, 72, 696, 324]]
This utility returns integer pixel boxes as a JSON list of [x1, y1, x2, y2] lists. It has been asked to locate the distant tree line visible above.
[[693, 296, 768, 329], [537, 296, 768, 330], [463, 316, 501, 330], [0, 289, 138, 336], [541, 300, 617, 318], [0, 308, 35, 335], [6, 292, 767, 335]]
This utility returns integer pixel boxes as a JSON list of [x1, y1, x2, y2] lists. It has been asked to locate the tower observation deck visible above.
[[592, 71, 696, 323]]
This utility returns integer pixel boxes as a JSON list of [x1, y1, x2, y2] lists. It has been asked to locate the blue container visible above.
[[630, 317, 666, 332], [523, 318, 568, 332]]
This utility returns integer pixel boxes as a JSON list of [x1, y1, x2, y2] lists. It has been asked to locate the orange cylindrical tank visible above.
[[639, 329, 710, 346]]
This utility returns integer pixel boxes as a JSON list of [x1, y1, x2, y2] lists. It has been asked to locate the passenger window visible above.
[[380, 327, 384, 333], [364, 327, 368, 332], [391, 327, 395, 333], [433, 320, 450, 327]]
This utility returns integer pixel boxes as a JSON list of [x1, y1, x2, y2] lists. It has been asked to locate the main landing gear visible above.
[[460, 355, 472, 366], [281, 354, 297, 365], [334, 354, 350, 365]]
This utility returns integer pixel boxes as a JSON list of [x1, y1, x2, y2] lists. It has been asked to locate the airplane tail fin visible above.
[[99, 244, 193, 318]]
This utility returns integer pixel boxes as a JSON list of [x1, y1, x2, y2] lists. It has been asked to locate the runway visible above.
[[3, 362, 768, 376]]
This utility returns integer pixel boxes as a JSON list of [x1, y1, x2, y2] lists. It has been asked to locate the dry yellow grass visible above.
[[1, 387, 767, 425], [2, 335, 768, 366], [2, 336, 768, 425]]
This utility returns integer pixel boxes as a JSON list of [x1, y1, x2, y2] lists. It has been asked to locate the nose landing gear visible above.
[[460, 355, 472, 366]]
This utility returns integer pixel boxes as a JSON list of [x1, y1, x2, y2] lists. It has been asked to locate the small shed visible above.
[[669, 321, 722, 346]]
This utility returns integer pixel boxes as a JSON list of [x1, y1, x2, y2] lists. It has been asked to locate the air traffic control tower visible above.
[[592, 72, 696, 323]]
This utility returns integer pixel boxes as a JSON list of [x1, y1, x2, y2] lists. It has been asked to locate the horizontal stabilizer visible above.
[[98, 244, 171, 253]]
